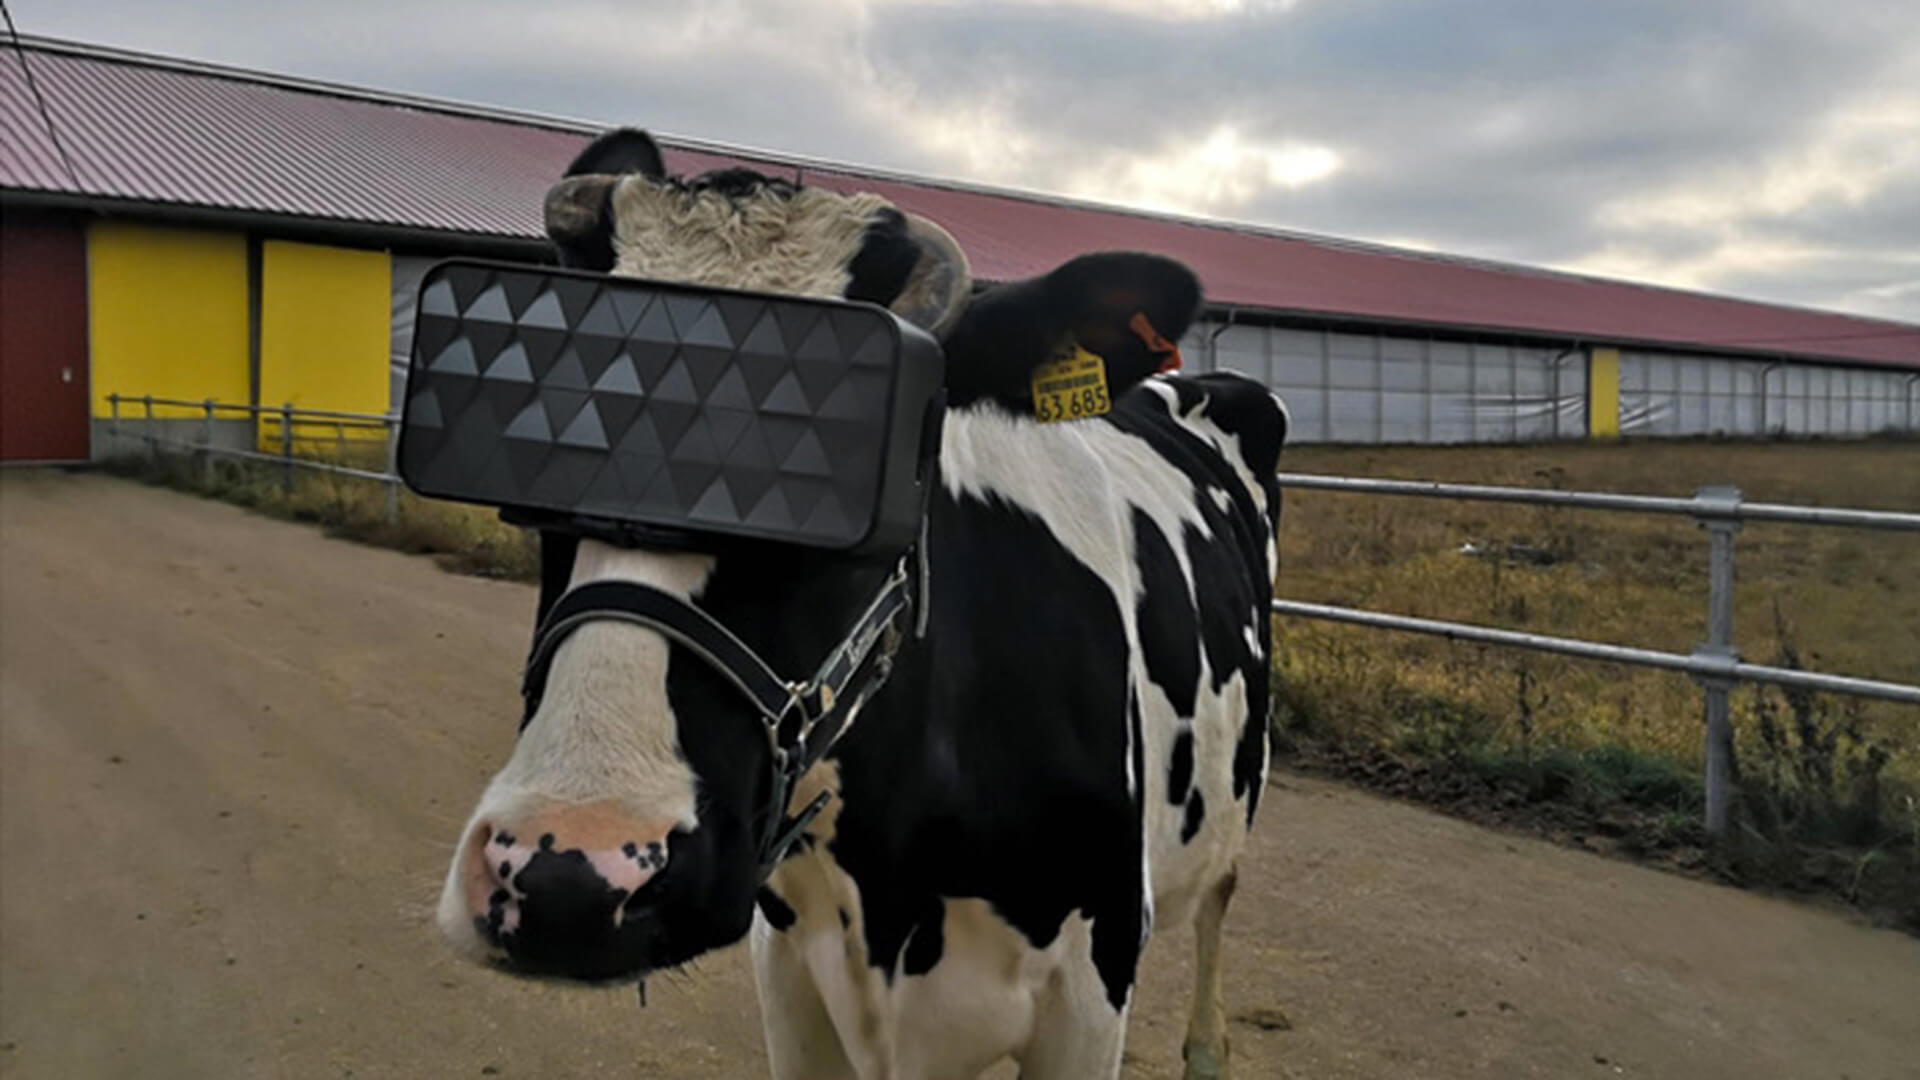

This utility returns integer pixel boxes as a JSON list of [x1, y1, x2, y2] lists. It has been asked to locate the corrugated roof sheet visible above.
[[4, 36, 1914, 369]]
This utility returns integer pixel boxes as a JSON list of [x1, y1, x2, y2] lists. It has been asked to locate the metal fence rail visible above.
[[1274, 472, 1920, 531], [1271, 472, 1920, 834], [1270, 600, 1920, 705], [108, 393, 403, 518]]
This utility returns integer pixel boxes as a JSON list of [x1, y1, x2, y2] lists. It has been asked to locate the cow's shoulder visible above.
[[1103, 373, 1286, 523], [1132, 373, 1288, 480]]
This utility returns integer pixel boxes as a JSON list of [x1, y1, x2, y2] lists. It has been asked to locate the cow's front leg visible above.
[[1181, 869, 1237, 1080], [751, 914, 859, 1080]]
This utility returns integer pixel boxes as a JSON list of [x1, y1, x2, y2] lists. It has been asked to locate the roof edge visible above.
[[11, 34, 1916, 343], [1, 188, 553, 256]]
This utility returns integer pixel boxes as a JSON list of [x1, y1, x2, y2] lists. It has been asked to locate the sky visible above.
[[14, 0, 1920, 322]]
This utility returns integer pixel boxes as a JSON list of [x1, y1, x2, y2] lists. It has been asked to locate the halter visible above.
[[518, 549, 917, 882]]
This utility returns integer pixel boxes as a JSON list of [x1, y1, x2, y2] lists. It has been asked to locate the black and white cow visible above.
[[437, 129, 1289, 1079]]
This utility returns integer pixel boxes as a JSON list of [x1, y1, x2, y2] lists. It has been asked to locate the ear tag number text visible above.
[[1031, 346, 1112, 423]]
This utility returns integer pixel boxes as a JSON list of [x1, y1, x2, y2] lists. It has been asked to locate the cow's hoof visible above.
[[1182, 1040, 1231, 1080]]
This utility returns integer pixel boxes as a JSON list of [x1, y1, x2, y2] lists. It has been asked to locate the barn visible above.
[[4, 34, 1916, 465]]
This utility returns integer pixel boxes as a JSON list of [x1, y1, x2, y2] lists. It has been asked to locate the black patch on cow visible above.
[[1133, 509, 1200, 720], [564, 128, 666, 182], [818, 488, 1144, 1011], [1168, 729, 1195, 806], [902, 898, 945, 977], [1181, 789, 1206, 844], [756, 887, 797, 931], [1188, 520, 1248, 697], [838, 908, 851, 930], [845, 207, 919, 310]]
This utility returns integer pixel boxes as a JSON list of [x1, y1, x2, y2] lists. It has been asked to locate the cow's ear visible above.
[[846, 210, 973, 335], [546, 129, 667, 271], [891, 214, 972, 335], [940, 252, 1202, 409]]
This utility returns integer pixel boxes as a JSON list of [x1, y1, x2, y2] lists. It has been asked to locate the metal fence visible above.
[[106, 393, 403, 517], [1270, 474, 1920, 834], [109, 393, 1919, 834]]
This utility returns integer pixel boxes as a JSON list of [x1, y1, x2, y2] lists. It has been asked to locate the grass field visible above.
[[109, 434, 1920, 925], [1272, 438, 1920, 925]]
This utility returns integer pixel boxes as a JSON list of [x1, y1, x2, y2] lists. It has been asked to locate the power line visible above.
[[1, 0, 81, 189]]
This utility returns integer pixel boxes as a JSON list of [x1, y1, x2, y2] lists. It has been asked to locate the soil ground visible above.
[[4, 471, 1918, 1080]]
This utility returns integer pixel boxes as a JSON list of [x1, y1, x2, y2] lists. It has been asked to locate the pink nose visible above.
[[461, 805, 674, 949]]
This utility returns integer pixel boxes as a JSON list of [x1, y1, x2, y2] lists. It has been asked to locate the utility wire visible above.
[[1, 0, 82, 189]]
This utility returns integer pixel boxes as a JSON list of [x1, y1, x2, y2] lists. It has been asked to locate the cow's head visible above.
[[436, 128, 1201, 983]]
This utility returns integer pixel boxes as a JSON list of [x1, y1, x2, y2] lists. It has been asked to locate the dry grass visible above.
[[1272, 437, 1920, 924], [1273, 438, 1919, 773]]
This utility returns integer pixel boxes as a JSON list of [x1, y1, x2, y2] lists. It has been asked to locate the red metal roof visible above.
[[4, 37, 1914, 370]]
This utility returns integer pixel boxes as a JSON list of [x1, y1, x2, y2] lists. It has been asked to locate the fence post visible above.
[[1692, 485, 1743, 835], [281, 403, 295, 493], [109, 394, 121, 456], [201, 399, 216, 485], [384, 416, 400, 525], [143, 395, 156, 462]]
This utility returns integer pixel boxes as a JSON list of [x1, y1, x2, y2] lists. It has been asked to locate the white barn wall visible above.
[[1184, 312, 1917, 445]]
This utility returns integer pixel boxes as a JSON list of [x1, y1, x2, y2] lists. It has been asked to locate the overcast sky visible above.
[[17, 0, 1920, 321]]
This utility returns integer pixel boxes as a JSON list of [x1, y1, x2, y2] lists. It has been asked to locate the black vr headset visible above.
[[397, 259, 946, 881], [398, 259, 946, 555]]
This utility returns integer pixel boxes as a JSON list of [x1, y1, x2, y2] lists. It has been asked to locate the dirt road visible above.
[[3, 471, 1916, 1080]]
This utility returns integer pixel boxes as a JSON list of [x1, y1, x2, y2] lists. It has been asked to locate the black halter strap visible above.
[[517, 552, 916, 880]]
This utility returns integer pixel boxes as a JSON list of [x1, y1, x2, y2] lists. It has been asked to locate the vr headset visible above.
[[398, 260, 945, 555]]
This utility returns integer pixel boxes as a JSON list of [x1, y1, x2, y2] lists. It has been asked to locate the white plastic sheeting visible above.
[[389, 254, 438, 414], [1619, 350, 1919, 438], [1189, 318, 1588, 444]]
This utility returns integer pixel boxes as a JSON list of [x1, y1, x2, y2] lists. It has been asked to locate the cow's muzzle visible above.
[[455, 806, 675, 981]]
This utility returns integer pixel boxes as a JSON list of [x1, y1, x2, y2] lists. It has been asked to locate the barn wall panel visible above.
[[88, 222, 249, 417], [259, 240, 391, 416]]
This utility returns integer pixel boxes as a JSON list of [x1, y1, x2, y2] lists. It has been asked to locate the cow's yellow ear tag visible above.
[[1030, 346, 1112, 423]]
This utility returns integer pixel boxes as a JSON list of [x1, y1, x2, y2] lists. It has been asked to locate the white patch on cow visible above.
[[609, 177, 890, 299], [486, 543, 713, 821], [437, 543, 714, 954], [1209, 485, 1234, 515]]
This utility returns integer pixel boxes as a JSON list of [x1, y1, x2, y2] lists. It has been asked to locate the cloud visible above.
[[1062, 126, 1342, 216], [15, 0, 1920, 319]]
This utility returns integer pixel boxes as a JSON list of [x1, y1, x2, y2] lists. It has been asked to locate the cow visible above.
[[435, 127, 1289, 1079]]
